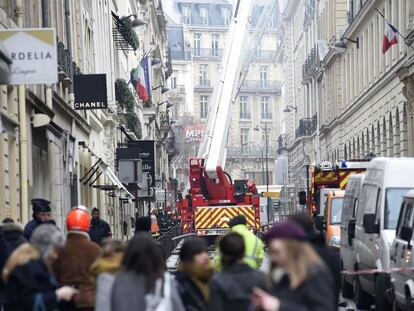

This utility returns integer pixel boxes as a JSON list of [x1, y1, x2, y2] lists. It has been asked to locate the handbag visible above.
[[145, 272, 174, 311], [33, 294, 47, 311]]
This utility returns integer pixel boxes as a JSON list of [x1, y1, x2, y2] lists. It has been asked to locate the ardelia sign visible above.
[[0, 28, 57, 85]]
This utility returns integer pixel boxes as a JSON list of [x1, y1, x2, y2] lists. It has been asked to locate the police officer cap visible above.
[[31, 198, 51, 213], [92, 207, 99, 213]]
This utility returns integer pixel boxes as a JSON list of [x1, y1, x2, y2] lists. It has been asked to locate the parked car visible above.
[[354, 158, 414, 311], [340, 174, 365, 299], [324, 190, 344, 250], [390, 190, 414, 311]]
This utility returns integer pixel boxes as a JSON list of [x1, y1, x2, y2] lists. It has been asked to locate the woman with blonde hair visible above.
[[252, 220, 335, 311], [90, 239, 125, 311]]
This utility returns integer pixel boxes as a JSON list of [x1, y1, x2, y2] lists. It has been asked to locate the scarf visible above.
[[178, 261, 214, 302]]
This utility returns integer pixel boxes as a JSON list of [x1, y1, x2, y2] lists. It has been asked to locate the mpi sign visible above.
[[0, 28, 57, 85], [73, 74, 108, 110]]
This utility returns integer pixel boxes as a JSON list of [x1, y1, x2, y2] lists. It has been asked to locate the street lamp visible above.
[[159, 101, 174, 108], [283, 105, 298, 113], [334, 37, 359, 54], [152, 85, 169, 94], [254, 124, 269, 192], [120, 15, 147, 27]]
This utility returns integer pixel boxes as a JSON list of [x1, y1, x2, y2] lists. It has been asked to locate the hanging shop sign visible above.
[[73, 74, 108, 110], [116, 140, 156, 187], [0, 28, 57, 85]]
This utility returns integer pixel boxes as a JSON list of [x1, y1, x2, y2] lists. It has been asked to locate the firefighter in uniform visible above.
[[214, 215, 264, 271]]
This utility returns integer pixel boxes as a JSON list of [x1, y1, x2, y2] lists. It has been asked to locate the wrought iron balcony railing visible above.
[[192, 48, 224, 58], [240, 80, 282, 94], [295, 114, 317, 139], [261, 112, 273, 120], [302, 46, 319, 82], [240, 112, 251, 120]]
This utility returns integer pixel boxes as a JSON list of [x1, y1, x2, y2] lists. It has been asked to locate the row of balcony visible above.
[[57, 40, 81, 86], [193, 48, 223, 58], [194, 80, 282, 93], [239, 112, 273, 120], [295, 114, 317, 139], [226, 145, 279, 159]]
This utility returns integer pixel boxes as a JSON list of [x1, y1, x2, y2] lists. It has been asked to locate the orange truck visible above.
[[324, 190, 345, 250]]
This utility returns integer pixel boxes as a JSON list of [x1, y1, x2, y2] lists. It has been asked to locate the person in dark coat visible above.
[[2, 224, 78, 311], [176, 238, 214, 311], [0, 225, 12, 310], [289, 212, 340, 306], [2, 218, 27, 251], [111, 233, 184, 311], [89, 208, 111, 245], [134, 216, 152, 234], [251, 220, 335, 311], [209, 232, 267, 311], [24, 198, 55, 240], [53, 206, 101, 311]]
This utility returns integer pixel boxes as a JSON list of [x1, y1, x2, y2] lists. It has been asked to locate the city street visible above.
[[0, 0, 414, 311]]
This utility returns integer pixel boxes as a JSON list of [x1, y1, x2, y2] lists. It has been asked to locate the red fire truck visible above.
[[308, 160, 371, 217]]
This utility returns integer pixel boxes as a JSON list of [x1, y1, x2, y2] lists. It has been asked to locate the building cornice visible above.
[[342, 0, 381, 39]]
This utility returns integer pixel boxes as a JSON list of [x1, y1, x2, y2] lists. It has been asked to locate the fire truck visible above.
[[177, 0, 277, 237], [308, 160, 371, 217]]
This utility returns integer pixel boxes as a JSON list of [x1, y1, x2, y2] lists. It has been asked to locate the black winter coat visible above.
[[89, 219, 111, 245], [3, 223, 26, 251], [175, 271, 207, 311], [309, 233, 340, 306], [270, 266, 335, 311], [209, 263, 267, 311], [0, 228, 12, 306], [4, 259, 58, 311]]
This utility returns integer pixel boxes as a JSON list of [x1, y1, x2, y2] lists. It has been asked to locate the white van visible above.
[[340, 174, 365, 299], [353, 158, 414, 311], [390, 190, 414, 311]]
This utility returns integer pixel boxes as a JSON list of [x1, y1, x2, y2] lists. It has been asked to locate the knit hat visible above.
[[135, 216, 151, 233], [180, 238, 208, 263], [264, 220, 306, 242], [31, 198, 51, 213], [229, 215, 247, 228], [30, 224, 65, 259]]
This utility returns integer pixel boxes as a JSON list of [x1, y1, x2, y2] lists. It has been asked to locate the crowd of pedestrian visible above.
[[0, 199, 339, 311]]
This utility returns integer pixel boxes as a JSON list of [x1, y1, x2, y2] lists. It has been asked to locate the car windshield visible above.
[[330, 198, 343, 225], [385, 188, 411, 229]]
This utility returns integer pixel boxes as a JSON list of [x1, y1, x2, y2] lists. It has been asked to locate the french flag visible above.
[[383, 21, 398, 54], [131, 57, 151, 103]]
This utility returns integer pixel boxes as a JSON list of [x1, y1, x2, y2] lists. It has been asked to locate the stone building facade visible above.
[[0, 0, 172, 237], [278, 0, 414, 196]]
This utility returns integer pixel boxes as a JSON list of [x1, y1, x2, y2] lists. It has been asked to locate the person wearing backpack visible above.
[[111, 233, 184, 311]]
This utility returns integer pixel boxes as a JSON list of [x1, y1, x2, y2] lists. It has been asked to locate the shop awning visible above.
[[80, 158, 134, 199]]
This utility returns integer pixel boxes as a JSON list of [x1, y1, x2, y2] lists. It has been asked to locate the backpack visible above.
[[145, 272, 174, 311]]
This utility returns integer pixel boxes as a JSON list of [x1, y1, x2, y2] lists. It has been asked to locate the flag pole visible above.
[[374, 7, 414, 50]]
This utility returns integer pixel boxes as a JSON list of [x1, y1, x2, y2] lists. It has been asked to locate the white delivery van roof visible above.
[[365, 157, 414, 187]]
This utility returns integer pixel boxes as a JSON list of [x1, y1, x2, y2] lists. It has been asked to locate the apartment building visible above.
[[278, 0, 414, 195], [165, 0, 282, 187]]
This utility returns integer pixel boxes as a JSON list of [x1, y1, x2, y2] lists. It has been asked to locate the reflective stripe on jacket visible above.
[[214, 224, 264, 271]]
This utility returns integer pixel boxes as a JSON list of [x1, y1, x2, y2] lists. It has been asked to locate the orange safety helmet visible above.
[[67, 205, 90, 232]]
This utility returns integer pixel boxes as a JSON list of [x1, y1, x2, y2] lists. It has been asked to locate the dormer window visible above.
[[200, 6, 209, 25], [183, 5, 191, 24], [222, 7, 230, 26]]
